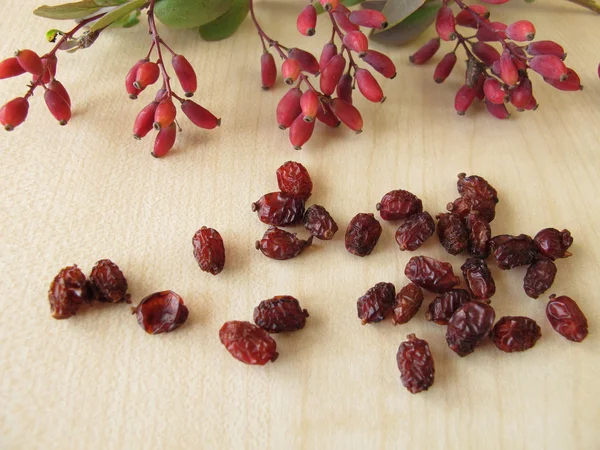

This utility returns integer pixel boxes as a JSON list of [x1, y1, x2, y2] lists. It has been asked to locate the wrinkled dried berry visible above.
[[466, 211, 491, 258], [303, 204, 338, 240], [345, 213, 382, 257], [357, 282, 395, 324], [256, 226, 312, 260], [404, 256, 460, 293], [490, 234, 537, 270], [89, 259, 130, 303], [457, 173, 498, 202], [376, 190, 423, 220], [392, 283, 424, 325], [546, 295, 588, 342], [446, 301, 495, 357], [461, 257, 496, 300], [276, 161, 313, 200], [133, 290, 189, 334], [397, 334, 435, 394], [447, 196, 496, 222], [219, 321, 279, 365], [48, 265, 93, 319], [437, 212, 469, 255], [252, 192, 305, 226], [395, 211, 435, 251], [533, 228, 573, 260], [425, 289, 471, 325], [253, 296, 309, 333], [524, 258, 557, 299], [192, 227, 225, 275], [492, 316, 541, 352]]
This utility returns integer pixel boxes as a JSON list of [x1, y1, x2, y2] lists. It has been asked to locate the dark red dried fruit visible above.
[[252, 192, 305, 226], [376, 190, 423, 220], [461, 257, 496, 300], [276, 161, 313, 201], [48, 265, 93, 319], [219, 320, 279, 365], [492, 316, 541, 352], [457, 173, 498, 202], [425, 289, 471, 325], [395, 211, 435, 251], [490, 234, 537, 270], [392, 283, 424, 325], [192, 227, 225, 275], [397, 334, 435, 394], [533, 228, 573, 260], [404, 256, 460, 293], [133, 290, 189, 334], [345, 213, 382, 257], [303, 204, 338, 240], [436, 212, 469, 255], [546, 295, 588, 342], [523, 258, 557, 299], [253, 296, 309, 333], [89, 259, 130, 303], [447, 196, 496, 222], [357, 282, 395, 324], [446, 301, 495, 357], [466, 211, 491, 258], [256, 226, 312, 260]]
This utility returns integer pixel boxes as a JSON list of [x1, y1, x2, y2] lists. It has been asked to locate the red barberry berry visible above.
[[261, 52, 277, 90], [509, 77, 533, 109], [300, 90, 319, 122], [330, 98, 362, 133], [134, 61, 160, 90], [289, 115, 316, 150], [499, 51, 519, 86], [332, 12, 360, 33], [133, 101, 159, 140], [319, 42, 338, 72], [171, 55, 197, 97], [544, 68, 583, 91], [455, 84, 477, 115], [333, 3, 350, 14], [15, 49, 43, 76], [409, 38, 440, 65], [282, 58, 301, 85], [288, 48, 320, 75], [0, 57, 26, 79], [125, 59, 146, 99], [47, 80, 71, 107], [336, 73, 353, 104], [348, 9, 388, 29], [529, 55, 568, 81], [360, 50, 396, 79], [523, 95, 538, 111], [476, 21, 507, 41], [0, 97, 29, 131], [276, 87, 302, 129], [434, 52, 457, 83], [36, 55, 57, 84], [316, 102, 340, 128], [435, 6, 457, 41], [343, 31, 369, 56], [485, 100, 510, 119], [44, 88, 71, 125], [153, 97, 177, 130], [483, 78, 507, 104], [297, 4, 317, 36], [320, 54, 346, 96], [471, 42, 501, 66], [506, 20, 536, 41], [152, 122, 177, 157], [181, 100, 221, 129], [525, 40, 566, 60], [320, 0, 339, 11], [355, 68, 385, 103], [455, 6, 488, 28]]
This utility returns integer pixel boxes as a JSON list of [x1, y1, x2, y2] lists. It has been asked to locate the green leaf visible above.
[[93, 0, 128, 5], [89, 0, 147, 32], [315, 0, 365, 15], [154, 0, 234, 29], [379, 0, 426, 29], [109, 9, 141, 27], [198, 0, 249, 41], [370, 0, 441, 45], [46, 29, 62, 42], [33, 1, 103, 20]]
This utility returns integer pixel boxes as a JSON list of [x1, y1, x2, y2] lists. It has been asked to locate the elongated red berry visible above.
[[544, 68, 583, 91], [455, 5, 488, 28], [134, 61, 160, 90], [483, 78, 507, 104], [44, 89, 71, 125], [171, 55, 197, 97], [289, 115, 316, 149], [355, 69, 384, 103], [526, 40, 566, 60], [333, 3, 350, 14], [320, 54, 346, 96], [509, 78, 533, 109], [360, 50, 396, 79], [319, 43, 338, 72], [0, 97, 29, 131], [506, 20, 535, 41], [0, 57, 26, 79], [300, 90, 319, 122], [333, 12, 359, 33], [153, 97, 177, 130], [348, 9, 388, 29], [320, 0, 339, 11], [282, 58, 301, 85], [152, 122, 177, 158], [499, 51, 518, 86], [15, 49, 43, 76], [261, 52, 277, 90], [316, 102, 340, 128], [343, 31, 369, 56], [485, 100, 510, 119], [288, 48, 319, 75], [523, 95, 538, 111], [47, 80, 71, 107], [472, 42, 500, 66], [35, 55, 57, 84], [529, 55, 568, 81], [455, 84, 477, 115], [336, 73, 353, 104], [434, 52, 457, 83], [276, 88, 302, 129], [476, 21, 507, 42], [297, 4, 317, 36], [134, 101, 159, 139], [125, 59, 146, 99], [435, 6, 456, 41], [155, 89, 167, 102], [409, 38, 440, 65], [330, 98, 362, 133], [181, 100, 221, 129]]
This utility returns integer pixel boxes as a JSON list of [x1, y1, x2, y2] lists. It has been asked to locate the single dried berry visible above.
[[219, 321, 278, 365], [376, 190, 423, 221], [404, 256, 460, 293], [425, 289, 471, 325], [461, 257, 496, 300], [446, 301, 495, 357], [492, 316, 541, 352], [256, 226, 312, 260], [276, 161, 313, 200], [133, 290, 189, 335], [254, 296, 309, 333], [48, 265, 93, 319], [395, 211, 435, 251], [490, 234, 537, 270], [357, 282, 395, 324], [436, 212, 468, 255], [397, 334, 435, 394], [447, 196, 496, 222], [303, 204, 338, 240], [466, 212, 491, 258], [533, 228, 573, 260], [392, 283, 424, 325], [89, 259, 129, 303], [523, 258, 556, 299], [345, 213, 382, 257], [546, 295, 588, 342], [192, 227, 225, 275], [252, 192, 305, 226], [457, 173, 498, 202]]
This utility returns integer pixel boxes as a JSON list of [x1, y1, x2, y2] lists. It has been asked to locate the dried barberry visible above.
[[457, 173, 499, 203], [404, 256, 460, 293], [533, 228, 573, 260], [345, 213, 382, 257], [397, 334, 435, 394], [425, 289, 471, 325], [447, 195, 496, 222], [492, 316, 541, 352], [461, 257, 496, 300], [89, 259, 130, 303], [446, 301, 495, 357], [466, 211, 491, 258], [357, 282, 395, 324], [392, 283, 424, 325], [133, 290, 189, 335], [490, 234, 537, 270], [219, 321, 278, 365], [48, 265, 93, 320], [254, 296, 309, 333], [523, 258, 557, 299], [276, 161, 313, 200], [192, 227, 225, 275], [256, 226, 312, 260], [436, 212, 469, 255], [394, 211, 435, 251], [252, 192, 305, 226], [376, 190, 423, 220], [546, 295, 588, 342], [303, 204, 338, 240]]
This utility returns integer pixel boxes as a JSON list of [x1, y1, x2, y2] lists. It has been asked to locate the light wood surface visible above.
[[1, 0, 599, 448]]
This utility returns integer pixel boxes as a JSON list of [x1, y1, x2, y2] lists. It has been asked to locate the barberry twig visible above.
[[566, 0, 600, 14]]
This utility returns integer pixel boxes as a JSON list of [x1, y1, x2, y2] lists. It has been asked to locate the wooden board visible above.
[[1, 0, 599, 448]]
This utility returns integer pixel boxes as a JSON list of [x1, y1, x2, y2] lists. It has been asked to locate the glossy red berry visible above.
[[44, 89, 71, 125], [355, 69, 384, 103], [499, 51, 519, 86], [276, 88, 302, 129], [319, 0, 339, 11], [289, 115, 316, 150], [330, 98, 362, 133], [282, 58, 301, 85], [260, 52, 277, 90], [153, 97, 177, 130], [483, 78, 507, 104], [333, 11, 360, 33], [505, 20, 536, 41], [336, 73, 353, 104], [544, 68, 583, 91], [171, 54, 197, 97], [343, 30, 369, 56], [316, 102, 340, 128], [300, 90, 319, 122], [510, 78, 533, 109], [409, 38, 440, 65], [35, 55, 57, 84], [485, 100, 510, 119], [529, 55, 568, 81], [0, 97, 29, 131], [319, 42, 338, 72], [435, 6, 456, 41], [360, 50, 396, 79], [125, 59, 146, 99], [15, 49, 43, 76], [152, 122, 177, 158], [134, 61, 160, 90], [471, 42, 500, 66], [320, 54, 346, 96], [288, 48, 320, 75], [434, 52, 457, 83], [47, 80, 71, 107], [475, 21, 507, 41], [348, 9, 388, 29], [454, 84, 477, 115], [525, 40, 566, 60], [297, 4, 317, 36], [0, 57, 26, 79], [181, 100, 221, 129], [134, 101, 159, 140]]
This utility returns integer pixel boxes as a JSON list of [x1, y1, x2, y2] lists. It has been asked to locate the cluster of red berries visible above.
[[250, 0, 396, 149], [410, 0, 583, 118]]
